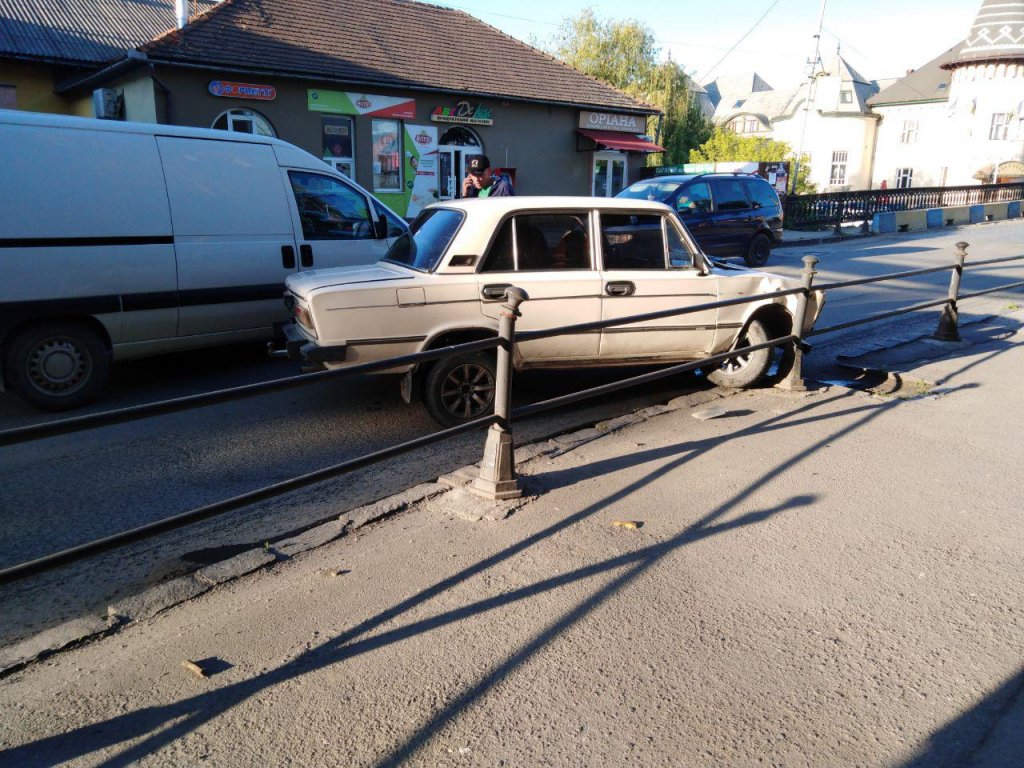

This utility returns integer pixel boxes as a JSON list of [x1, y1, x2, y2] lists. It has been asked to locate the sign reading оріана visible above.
[[578, 110, 644, 133]]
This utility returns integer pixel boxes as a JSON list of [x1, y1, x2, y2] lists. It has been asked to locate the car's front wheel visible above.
[[423, 352, 497, 427], [744, 232, 772, 268], [707, 318, 773, 389]]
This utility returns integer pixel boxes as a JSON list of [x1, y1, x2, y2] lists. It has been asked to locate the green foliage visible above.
[[690, 128, 816, 193], [548, 9, 712, 166]]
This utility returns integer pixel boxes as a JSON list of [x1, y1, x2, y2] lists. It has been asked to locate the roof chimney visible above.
[[175, 0, 188, 29]]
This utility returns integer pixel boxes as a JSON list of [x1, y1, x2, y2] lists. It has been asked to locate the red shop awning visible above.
[[576, 128, 665, 153]]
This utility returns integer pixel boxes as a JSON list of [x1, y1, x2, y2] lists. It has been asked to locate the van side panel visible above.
[[0, 123, 177, 349], [157, 137, 298, 336]]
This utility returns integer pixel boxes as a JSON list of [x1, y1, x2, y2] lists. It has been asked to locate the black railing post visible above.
[[778, 254, 819, 391], [472, 286, 528, 501], [934, 242, 968, 341]]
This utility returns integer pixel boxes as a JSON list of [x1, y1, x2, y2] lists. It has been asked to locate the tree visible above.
[[690, 128, 816, 194], [546, 10, 712, 166]]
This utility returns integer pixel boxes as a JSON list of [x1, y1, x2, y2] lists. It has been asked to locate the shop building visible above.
[[36, 0, 663, 217]]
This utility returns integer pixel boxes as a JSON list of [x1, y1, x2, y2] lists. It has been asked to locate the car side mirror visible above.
[[373, 218, 388, 239]]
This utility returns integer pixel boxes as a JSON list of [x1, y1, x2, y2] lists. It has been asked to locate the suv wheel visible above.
[[744, 233, 772, 268], [707, 318, 773, 389], [423, 352, 497, 427]]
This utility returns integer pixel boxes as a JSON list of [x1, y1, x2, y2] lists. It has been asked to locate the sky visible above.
[[419, 0, 979, 89]]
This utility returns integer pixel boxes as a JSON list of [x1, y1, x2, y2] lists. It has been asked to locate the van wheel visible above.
[[423, 353, 496, 428], [707, 319, 772, 389], [6, 323, 109, 411], [744, 233, 772, 268]]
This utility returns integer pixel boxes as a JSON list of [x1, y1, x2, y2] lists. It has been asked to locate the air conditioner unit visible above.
[[92, 88, 123, 120]]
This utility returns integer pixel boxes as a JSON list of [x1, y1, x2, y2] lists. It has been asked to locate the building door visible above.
[[593, 151, 627, 197], [438, 125, 482, 200]]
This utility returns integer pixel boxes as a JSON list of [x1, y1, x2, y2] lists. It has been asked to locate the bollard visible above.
[[933, 241, 968, 341], [777, 254, 819, 391], [471, 286, 528, 501]]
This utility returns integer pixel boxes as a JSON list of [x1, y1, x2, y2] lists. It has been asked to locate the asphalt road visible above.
[[0, 220, 1021, 647]]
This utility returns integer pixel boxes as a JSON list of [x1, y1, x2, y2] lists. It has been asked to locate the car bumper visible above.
[[272, 321, 348, 364]]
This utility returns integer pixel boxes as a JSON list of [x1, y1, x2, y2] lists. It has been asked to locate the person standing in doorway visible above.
[[461, 154, 514, 198]]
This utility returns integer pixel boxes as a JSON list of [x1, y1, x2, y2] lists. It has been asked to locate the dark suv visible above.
[[616, 173, 783, 267]]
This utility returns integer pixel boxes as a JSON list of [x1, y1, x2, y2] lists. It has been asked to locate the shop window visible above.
[[829, 151, 848, 186], [439, 126, 481, 146], [322, 116, 355, 178], [0, 85, 15, 109], [372, 118, 402, 193], [211, 108, 276, 137], [288, 170, 374, 240]]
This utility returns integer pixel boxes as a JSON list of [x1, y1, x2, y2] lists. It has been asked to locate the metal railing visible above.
[[1, 241, 1023, 585], [784, 182, 1024, 229]]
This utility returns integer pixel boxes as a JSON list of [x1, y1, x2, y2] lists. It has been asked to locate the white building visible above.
[[871, 0, 1024, 188], [705, 0, 1024, 191], [705, 56, 882, 192]]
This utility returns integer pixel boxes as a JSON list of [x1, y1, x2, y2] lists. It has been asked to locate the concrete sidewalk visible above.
[[0, 313, 1022, 767]]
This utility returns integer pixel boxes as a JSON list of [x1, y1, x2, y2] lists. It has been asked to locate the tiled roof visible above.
[[0, 0, 217, 65], [137, 0, 655, 113], [868, 43, 964, 106], [953, 0, 1024, 65]]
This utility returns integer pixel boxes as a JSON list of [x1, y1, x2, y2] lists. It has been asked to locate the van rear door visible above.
[[282, 170, 394, 271], [157, 136, 299, 336]]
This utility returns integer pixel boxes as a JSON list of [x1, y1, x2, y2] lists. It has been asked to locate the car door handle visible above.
[[481, 284, 512, 301], [605, 281, 635, 297], [299, 244, 313, 268], [281, 245, 296, 269]]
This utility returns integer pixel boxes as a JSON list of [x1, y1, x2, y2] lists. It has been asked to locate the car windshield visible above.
[[383, 208, 463, 272], [616, 179, 685, 202]]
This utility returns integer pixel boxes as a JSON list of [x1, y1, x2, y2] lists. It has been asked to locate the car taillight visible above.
[[294, 303, 316, 336]]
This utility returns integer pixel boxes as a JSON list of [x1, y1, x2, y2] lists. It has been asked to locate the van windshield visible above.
[[384, 209, 464, 272]]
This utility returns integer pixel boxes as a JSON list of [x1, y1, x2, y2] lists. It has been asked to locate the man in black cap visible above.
[[461, 154, 514, 198]]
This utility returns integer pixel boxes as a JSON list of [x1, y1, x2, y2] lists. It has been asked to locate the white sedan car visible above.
[[282, 197, 822, 426]]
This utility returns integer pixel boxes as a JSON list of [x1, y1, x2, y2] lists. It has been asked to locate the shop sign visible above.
[[997, 161, 1024, 176], [431, 101, 493, 126], [209, 80, 276, 100], [578, 110, 644, 133], [307, 89, 416, 119]]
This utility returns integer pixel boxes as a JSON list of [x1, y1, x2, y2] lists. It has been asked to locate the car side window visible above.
[[481, 213, 590, 272], [372, 200, 409, 237], [667, 221, 695, 268], [289, 170, 373, 240], [600, 213, 667, 270], [675, 181, 712, 216], [746, 179, 780, 210], [709, 178, 751, 212]]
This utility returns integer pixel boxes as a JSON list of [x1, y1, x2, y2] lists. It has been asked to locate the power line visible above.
[[697, 0, 782, 83]]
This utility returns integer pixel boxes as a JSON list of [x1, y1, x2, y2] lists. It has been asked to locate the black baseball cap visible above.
[[467, 154, 490, 176]]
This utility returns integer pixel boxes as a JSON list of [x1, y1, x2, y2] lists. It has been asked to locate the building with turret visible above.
[[869, 0, 1024, 188]]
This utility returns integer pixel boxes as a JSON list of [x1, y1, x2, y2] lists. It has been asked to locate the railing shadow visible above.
[[2, 385, 900, 768]]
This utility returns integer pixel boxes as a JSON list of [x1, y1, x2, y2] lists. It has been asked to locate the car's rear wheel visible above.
[[744, 233, 772, 268], [423, 352, 497, 427], [5, 322, 109, 411], [707, 318, 773, 389]]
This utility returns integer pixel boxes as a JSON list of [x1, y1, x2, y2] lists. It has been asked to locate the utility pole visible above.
[[792, 0, 828, 194]]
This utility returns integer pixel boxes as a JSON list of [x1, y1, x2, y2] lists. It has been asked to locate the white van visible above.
[[0, 110, 407, 410]]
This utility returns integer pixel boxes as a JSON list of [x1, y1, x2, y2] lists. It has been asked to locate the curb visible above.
[[0, 389, 727, 676]]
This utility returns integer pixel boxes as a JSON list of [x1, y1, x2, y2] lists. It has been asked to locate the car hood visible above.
[[286, 262, 416, 298]]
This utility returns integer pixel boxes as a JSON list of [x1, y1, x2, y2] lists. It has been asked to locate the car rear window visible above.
[[384, 208, 463, 272], [481, 213, 591, 272], [746, 178, 780, 210]]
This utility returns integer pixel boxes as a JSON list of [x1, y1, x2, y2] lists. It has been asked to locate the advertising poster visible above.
[[307, 89, 416, 119], [404, 124, 438, 218]]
